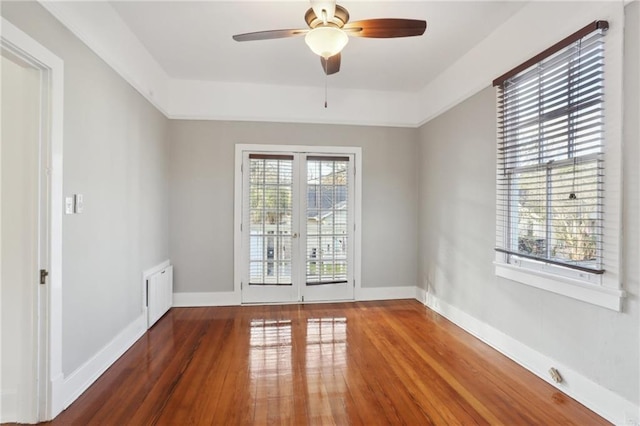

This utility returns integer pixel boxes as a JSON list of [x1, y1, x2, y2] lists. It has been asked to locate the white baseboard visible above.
[[0, 389, 17, 423], [424, 293, 639, 426], [44, 286, 638, 425], [356, 285, 417, 301], [60, 314, 146, 411], [172, 286, 416, 307], [173, 291, 240, 307]]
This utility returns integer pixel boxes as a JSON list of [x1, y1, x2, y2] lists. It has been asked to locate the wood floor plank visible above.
[[40, 300, 609, 425]]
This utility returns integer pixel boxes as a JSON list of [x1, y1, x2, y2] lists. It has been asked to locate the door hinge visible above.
[[40, 269, 49, 285]]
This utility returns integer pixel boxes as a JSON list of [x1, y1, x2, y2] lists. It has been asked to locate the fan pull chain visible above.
[[324, 58, 328, 108]]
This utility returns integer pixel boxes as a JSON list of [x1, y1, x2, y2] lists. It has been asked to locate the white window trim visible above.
[[494, 13, 625, 312], [233, 144, 362, 303], [495, 262, 624, 311]]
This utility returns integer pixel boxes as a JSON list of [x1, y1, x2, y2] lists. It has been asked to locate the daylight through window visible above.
[[494, 21, 608, 274]]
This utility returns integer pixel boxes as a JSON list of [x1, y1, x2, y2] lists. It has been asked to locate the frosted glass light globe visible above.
[[305, 27, 348, 59]]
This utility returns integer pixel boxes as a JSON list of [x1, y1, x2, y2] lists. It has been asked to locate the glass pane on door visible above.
[[248, 155, 293, 285], [306, 157, 349, 285]]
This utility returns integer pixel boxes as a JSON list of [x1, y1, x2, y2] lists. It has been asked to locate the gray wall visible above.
[[417, 1, 639, 404], [168, 120, 418, 293], [1, 2, 170, 375], [3, 0, 637, 408]]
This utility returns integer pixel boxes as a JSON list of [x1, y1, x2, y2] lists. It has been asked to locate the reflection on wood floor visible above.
[[44, 300, 608, 425]]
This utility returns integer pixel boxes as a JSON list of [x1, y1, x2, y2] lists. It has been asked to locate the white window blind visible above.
[[494, 21, 608, 275], [247, 154, 294, 285], [306, 156, 350, 285]]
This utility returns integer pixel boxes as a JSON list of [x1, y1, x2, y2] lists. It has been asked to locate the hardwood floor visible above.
[[44, 300, 608, 425]]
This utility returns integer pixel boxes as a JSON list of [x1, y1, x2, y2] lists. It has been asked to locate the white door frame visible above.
[[234, 144, 362, 304], [1, 17, 64, 421]]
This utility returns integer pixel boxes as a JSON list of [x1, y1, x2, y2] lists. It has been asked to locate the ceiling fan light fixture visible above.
[[305, 26, 348, 59]]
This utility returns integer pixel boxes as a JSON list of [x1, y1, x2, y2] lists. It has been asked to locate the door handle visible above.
[[292, 232, 299, 238]]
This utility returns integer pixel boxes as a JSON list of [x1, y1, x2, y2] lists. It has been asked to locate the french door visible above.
[[240, 151, 355, 303]]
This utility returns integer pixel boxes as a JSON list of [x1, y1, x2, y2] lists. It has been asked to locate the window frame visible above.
[[493, 20, 625, 311]]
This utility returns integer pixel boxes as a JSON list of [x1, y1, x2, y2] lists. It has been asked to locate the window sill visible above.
[[494, 262, 625, 311]]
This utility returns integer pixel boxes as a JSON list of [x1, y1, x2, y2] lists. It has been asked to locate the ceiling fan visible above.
[[232, 0, 427, 76]]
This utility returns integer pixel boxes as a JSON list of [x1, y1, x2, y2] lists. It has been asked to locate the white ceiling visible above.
[[109, 1, 526, 92], [44, 1, 616, 127]]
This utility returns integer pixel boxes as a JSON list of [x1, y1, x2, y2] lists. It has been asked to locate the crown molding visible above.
[[37, 1, 625, 129], [37, 0, 421, 128], [415, 1, 625, 127], [167, 79, 421, 128], [39, 0, 171, 116]]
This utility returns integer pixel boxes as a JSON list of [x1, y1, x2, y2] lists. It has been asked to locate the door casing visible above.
[[234, 144, 362, 304], [1, 17, 65, 421]]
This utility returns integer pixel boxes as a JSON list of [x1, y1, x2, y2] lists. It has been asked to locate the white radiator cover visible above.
[[146, 264, 173, 328]]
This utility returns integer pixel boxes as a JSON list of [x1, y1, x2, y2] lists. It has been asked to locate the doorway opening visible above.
[[235, 145, 361, 304]]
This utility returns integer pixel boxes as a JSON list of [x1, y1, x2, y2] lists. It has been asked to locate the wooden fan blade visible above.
[[232, 29, 308, 42], [343, 19, 427, 38], [320, 53, 341, 75]]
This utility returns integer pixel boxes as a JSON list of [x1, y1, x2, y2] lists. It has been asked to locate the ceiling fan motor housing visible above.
[[305, 5, 350, 28]]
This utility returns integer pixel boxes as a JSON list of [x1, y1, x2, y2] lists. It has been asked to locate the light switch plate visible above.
[[75, 194, 84, 214], [65, 196, 74, 214]]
